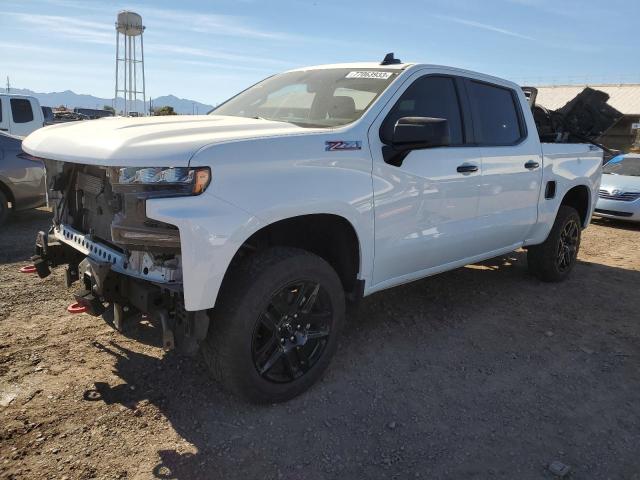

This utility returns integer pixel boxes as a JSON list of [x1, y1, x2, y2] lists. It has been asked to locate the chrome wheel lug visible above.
[[290, 336, 295, 341]]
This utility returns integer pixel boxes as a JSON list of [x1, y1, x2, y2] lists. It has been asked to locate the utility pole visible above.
[[6, 76, 10, 93]]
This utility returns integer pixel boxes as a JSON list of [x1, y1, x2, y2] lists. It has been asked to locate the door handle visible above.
[[456, 164, 478, 173], [524, 160, 540, 170], [0, 128, 8, 132]]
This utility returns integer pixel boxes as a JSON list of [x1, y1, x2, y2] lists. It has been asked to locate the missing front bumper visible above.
[[33, 228, 209, 355]]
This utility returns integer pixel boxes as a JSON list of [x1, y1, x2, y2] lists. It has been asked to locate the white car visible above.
[[595, 154, 640, 222], [0, 94, 45, 137], [24, 56, 602, 402]]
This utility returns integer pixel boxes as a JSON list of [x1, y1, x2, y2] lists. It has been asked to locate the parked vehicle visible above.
[[594, 154, 640, 222], [23, 56, 602, 403], [0, 94, 45, 137], [0, 132, 46, 226], [41, 106, 54, 125], [73, 108, 115, 120]]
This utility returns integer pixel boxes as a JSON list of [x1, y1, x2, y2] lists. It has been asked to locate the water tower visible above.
[[114, 11, 146, 116]]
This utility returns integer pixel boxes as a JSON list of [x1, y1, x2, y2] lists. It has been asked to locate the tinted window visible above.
[[0, 99, 2, 122], [381, 76, 464, 145], [468, 81, 522, 145], [11, 99, 34, 124]]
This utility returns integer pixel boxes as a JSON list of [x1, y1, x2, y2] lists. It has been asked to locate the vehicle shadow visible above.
[[80, 250, 640, 479], [591, 216, 640, 231], [0, 208, 52, 264]]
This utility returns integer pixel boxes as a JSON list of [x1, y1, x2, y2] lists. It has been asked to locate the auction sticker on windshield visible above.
[[345, 71, 393, 79]]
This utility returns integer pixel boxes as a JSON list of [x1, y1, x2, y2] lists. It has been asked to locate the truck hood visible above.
[[600, 173, 640, 192], [22, 115, 308, 167]]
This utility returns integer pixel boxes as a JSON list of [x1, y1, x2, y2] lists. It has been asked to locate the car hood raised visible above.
[[22, 115, 309, 167], [600, 173, 640, 192]]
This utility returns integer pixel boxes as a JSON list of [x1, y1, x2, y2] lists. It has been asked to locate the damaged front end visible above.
[[33, 161, 211, 355]]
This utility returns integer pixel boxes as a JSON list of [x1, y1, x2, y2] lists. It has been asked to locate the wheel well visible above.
[[230, 214, 361, 294], [0, 180, 15, 209], [560, 185, 590, 226]]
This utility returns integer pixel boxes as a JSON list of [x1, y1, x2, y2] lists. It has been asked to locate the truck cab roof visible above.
[[285, 62, 522, 90]]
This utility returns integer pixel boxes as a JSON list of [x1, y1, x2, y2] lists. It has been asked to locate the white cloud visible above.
[[5, 12, 113, 45], [147, 44, 291, 67], [141, 7, 294, 41], [14, 0, 296, 41], [0, 41, 68, 55], [433, 14, 536, 41]]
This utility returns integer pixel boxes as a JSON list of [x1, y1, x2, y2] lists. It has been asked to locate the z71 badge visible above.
[[325, 141, 362, 151]]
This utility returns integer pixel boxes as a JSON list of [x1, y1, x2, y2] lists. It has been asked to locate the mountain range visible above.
[[1, 88, 215, 115]]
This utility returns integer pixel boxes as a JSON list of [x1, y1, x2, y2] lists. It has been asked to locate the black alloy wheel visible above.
[[556, 217, 580, 273], [252, 280, 333, 383], [527, 205, 582, 282], [202, 247, 345, 403]]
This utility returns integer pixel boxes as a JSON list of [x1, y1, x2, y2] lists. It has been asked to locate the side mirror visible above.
[[384, 117, 450, 166], [393, 117, 450, 149]]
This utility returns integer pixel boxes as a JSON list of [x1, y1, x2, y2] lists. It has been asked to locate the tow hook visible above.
[[73, 288, 106, 316], [67, 302, 88, 314], [72, 257, 111, 317]]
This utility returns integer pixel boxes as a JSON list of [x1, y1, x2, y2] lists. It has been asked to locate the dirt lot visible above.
[[1, 209, 639, 480]]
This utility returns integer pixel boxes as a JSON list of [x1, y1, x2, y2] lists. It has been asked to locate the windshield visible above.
[[210, 68, 399, 128], [603, 155, 640, 176]]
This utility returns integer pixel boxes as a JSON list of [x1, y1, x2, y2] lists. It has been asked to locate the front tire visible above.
[[202, 247, 345, 403], [527, 205, 582, 282]]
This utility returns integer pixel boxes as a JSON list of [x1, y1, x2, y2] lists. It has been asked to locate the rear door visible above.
[[465, 79, 543, 252], [369, 72, 484, 286], [9, 97, 37, 137]]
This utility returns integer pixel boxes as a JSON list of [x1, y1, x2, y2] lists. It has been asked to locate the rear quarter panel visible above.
[[524, 143, 602, 245]]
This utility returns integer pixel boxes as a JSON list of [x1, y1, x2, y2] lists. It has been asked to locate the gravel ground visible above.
[[1, 208, 639, 480]]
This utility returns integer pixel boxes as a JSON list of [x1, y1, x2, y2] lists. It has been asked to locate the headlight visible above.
[[109, 166, 211, 195]]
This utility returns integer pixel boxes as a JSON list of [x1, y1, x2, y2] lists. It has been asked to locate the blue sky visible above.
[[1, 0, 639, 105]]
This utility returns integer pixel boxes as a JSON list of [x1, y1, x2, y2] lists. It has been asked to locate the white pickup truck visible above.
[[0, 94, 45, 137], [24, 56, 602, 403]]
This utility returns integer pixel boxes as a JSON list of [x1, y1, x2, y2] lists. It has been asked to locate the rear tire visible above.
[[201, 247, 345, 403], [0, 190, 10, 227], [527, 205, 581, 282]]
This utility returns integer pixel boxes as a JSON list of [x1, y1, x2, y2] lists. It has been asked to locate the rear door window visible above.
[[380, 76, 465, 145], [467, 81, 524, 145], [11, 98, 34, 124]]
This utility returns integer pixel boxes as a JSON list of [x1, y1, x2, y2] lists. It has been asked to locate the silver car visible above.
[[0, 132, 46, 226], [595, 154, 640, 222]]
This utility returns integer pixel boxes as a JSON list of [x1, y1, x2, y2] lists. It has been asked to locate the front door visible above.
[[368, 73, 483, 286], [0, 98, 9, 134]]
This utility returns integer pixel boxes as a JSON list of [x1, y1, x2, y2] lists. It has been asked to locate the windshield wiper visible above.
[[249, 116, 325, 128], [251, 116, 294, 125]]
